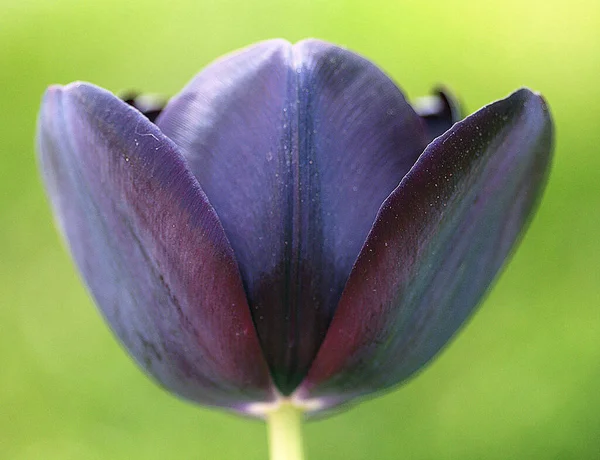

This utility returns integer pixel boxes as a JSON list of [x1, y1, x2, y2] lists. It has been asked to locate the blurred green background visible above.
[[1, 0, 599, 458]]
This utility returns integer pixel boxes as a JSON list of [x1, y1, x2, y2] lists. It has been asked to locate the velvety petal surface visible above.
[[300, 88, 553, 409], [37, 83, 272, 410], [156, 39, 429, 394]]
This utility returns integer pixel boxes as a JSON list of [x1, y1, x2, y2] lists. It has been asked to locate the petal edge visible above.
[[300, 88, 554, 410], [37, 82, 273, 411]]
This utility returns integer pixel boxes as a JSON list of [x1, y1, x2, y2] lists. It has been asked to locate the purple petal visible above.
[[300, 89, 553, 409], [156, 39, 428, 394], [414, 87, 463, 142], [37, 83, 272, 411]]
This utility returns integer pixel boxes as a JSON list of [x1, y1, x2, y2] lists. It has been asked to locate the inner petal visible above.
[[156, 39, 428, 394]]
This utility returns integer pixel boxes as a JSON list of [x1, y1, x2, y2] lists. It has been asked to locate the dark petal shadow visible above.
[[37, 83, 273, 411], [300, 88, 554, 409], [156, 39, 429, 394]]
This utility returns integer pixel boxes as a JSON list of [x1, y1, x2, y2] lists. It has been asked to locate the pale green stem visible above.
[[266, 402, 305, 460]]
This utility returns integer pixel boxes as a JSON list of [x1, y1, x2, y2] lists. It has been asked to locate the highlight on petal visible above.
[[37, 82, 272, 411], [156, 39, 429, 394], [299, 88, 553, 410]]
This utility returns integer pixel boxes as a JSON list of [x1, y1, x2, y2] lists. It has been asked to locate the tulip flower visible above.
[[37, 39, 553, 459]]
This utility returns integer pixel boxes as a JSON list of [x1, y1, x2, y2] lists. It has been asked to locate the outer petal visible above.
[[156, 39, 429, 394], [37, 83, 272, 411], [299, 89, 553, 410]]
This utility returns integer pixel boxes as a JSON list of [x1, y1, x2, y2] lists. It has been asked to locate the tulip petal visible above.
[[156, 40, 429, 394], [414, 87, 463, 142], [300, 88, 553, 409], [37, 83, 272, 411]]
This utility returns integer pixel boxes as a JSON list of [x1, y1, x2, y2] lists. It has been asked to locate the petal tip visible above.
[[230, 38, 292, 60], [509, 87, 551, 112], [293, 37, 339, 49], [41, 84, 68, 108], [45, 83, 64, 95], [510, 88, 554, 138]]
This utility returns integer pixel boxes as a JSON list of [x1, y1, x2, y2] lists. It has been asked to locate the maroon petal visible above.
[[300, 89, 553, 409], [156, 39, 429, 394], [37, 82, 272, 411]]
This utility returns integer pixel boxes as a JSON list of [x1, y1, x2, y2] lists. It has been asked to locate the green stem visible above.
[[267, 402, 305, 460]]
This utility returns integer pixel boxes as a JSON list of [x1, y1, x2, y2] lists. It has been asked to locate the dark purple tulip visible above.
[[37, 39, 553, 416]]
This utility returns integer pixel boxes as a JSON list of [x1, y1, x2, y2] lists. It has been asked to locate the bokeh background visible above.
[[1, 0, 599, 458]]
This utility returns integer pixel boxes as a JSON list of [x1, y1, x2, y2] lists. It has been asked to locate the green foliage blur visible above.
[[1, 0, 598, 458]]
